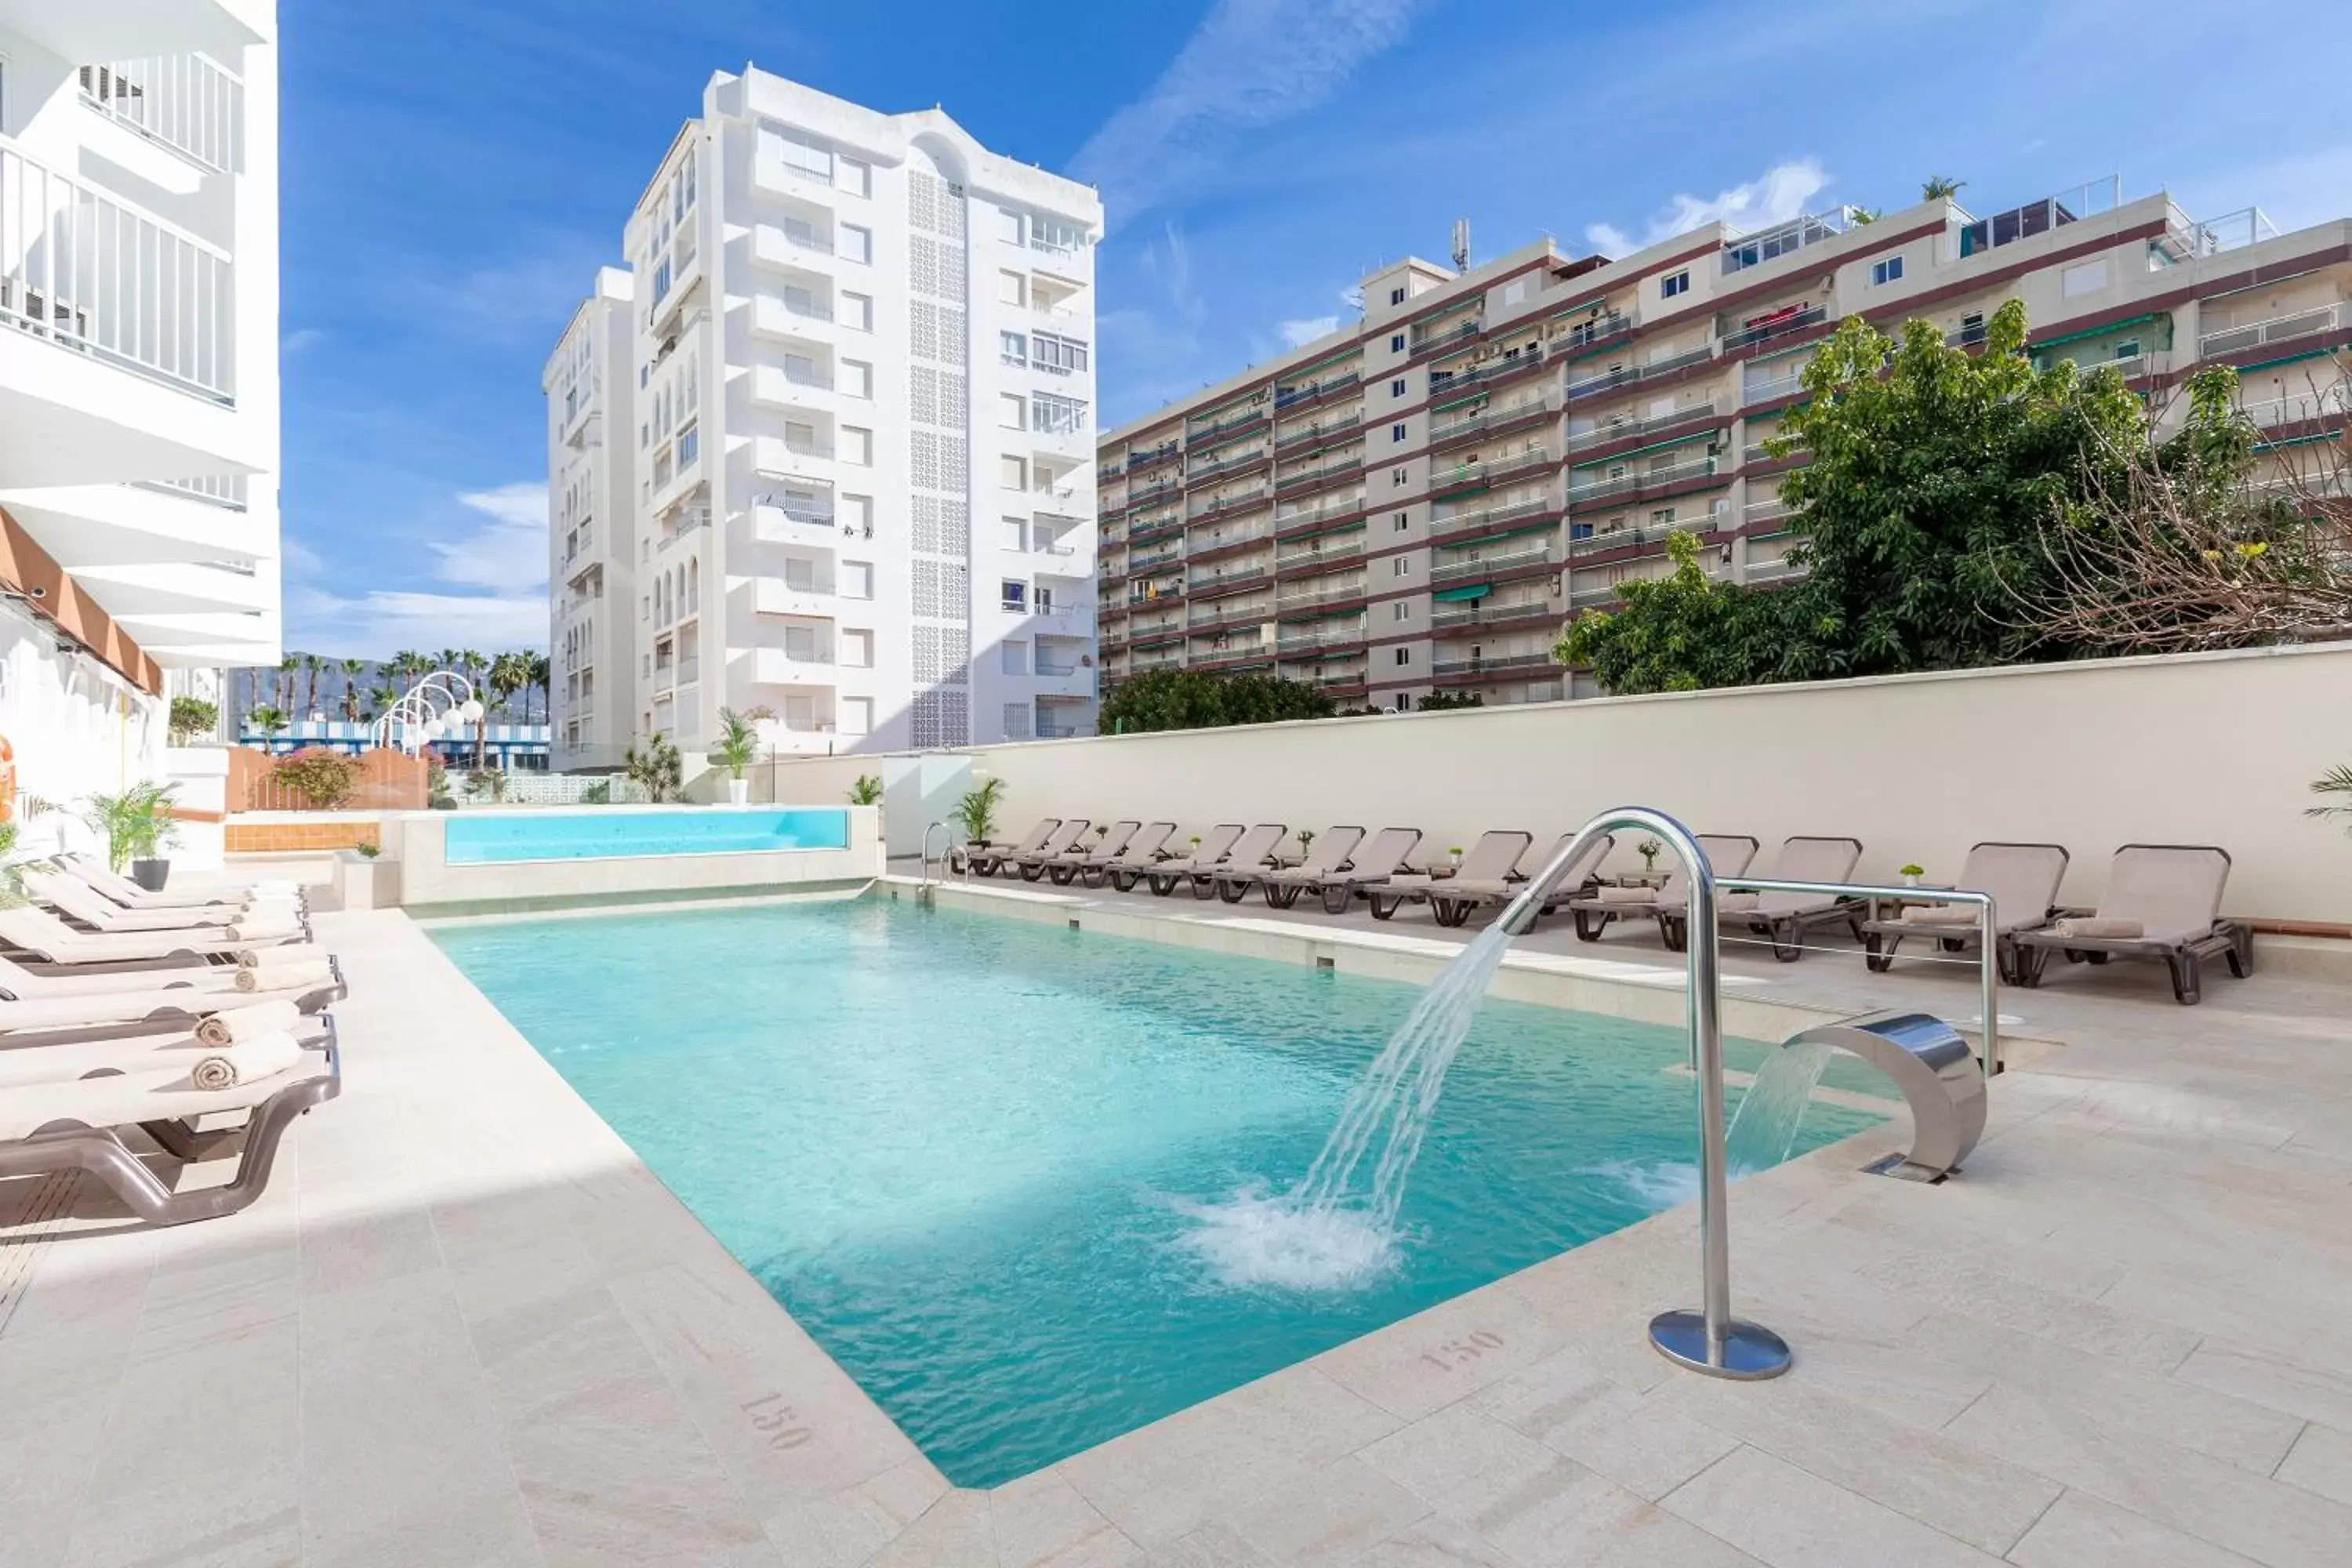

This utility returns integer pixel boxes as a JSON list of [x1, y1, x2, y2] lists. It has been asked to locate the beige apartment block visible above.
[[1095, 177, 2350, 710]]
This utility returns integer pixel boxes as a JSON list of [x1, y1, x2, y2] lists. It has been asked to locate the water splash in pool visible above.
[[1723, 1040, 1835, 1177], [1181, 924, 1517, 1290]]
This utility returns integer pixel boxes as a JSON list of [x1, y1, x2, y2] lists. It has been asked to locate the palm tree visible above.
[[2310, 765, 2352, 836], [528, 652, 551, 728], [388, 650, 424, 693], [1922, 175, 1965, 202], [485, 652, 530, 769], [302, 652, 322, 720], [275, 654, 299, 711], [340, 658, 366, 722], [248, 706, 290, 752], [366, 684, 399, 723]]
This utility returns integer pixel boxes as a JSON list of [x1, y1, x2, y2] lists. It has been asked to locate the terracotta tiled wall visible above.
[[223, 821, 381, 854]]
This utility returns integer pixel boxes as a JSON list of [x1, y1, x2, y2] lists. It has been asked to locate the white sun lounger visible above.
[[22, 867, 299, 935], [0, 951, 344, 1036], [0, 906, 310, 968], [60, 853, 303, 910]]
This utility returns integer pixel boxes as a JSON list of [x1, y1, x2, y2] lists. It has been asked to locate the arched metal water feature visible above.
[[370, 671, 487, 756]]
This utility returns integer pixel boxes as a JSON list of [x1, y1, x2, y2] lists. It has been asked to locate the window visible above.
[[1871, 255, 1904, 286], [841, 426, 873, 466], [1000, 330, 1029, 368], [1394, 647, 1410, 666], [1001, 456, 1028, 491], [840, 697, 873, 736], [1001, 640, 1029, 675], [841, 360, 873, 398], [1389, 378, 1407, 396], [841, 561, 874, 598], [1390, 287, 1406, 306], [841, 494, 873, 536], [1033, 332, 1090, 374], [1033, 392, 1087, 435], [774, 126, 832, 179], [1392, 557, 1410, 577], [1394, 512, 1410, 532], [1001, 579, 1029, 612], [837, 158, 872, 198], [1033, 216, 1086, 254], [1392, 601, 1410, 622], [996, 207, 1024, 245], [838, 224, 873, 263], [1003, 517, 1029, 551], [1661, 270, 1690, 299], [675, 420, 699, 468], [841, 630, 873, 668], [1003, 704, 1033, 740], [1391, 423, 1407, 441], [1650, 506, 1675, 525], [1390, 333, 1406, 353], [1391, 466, 1409, 488], [1000, 394, 1028, 430], [840, 292, 873, 331]]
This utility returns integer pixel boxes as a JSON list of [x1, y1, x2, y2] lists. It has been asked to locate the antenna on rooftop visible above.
[[1450, 218, 1470, 271]]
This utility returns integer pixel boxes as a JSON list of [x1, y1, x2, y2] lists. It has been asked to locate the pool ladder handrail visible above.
[[920, 820, 955, 885], [1492, 807, 1789, 1381]]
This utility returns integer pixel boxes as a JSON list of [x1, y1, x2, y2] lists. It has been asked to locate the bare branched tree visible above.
[[2005, 359, 2352, 654]]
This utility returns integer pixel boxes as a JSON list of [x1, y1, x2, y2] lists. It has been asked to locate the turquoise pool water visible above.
[[441, 807, 848, 863], [433, 899, 1886, 1487]]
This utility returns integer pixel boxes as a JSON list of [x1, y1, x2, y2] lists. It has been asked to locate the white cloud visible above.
[[1073, 0, 1427, 222], [1584, 158, 1831, 256], [288, 482, 550, 658], [1279, 315, 1341, 347]]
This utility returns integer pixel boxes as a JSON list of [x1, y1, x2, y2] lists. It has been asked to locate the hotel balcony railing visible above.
[[1743, 497, 1795, 528], [1719, 306, 1828, 355], [1567, 523, 1688, 557], [1273, 368, 1361, 409], [1292, 664, 1370, 690], [1742, 368, 1806, 405], [1566, 404, 1717, 452], [1131, 652, 1185, 673], [1192, 634, 1269, 660], [1274, 492, 1367, 532], [1721, 207, 1857, 273], [1187, 403, 1269, 443], [1431, 597, 1556, 630], [1189, 523, 1270, 554], [2163, 204, 2281, 258], [1187, 486, 1270, 521], [1036, 723, 1084, 739], [1276, 453, 1364, 492], [1956, 179, 2119, 258], [1430, 445, 1552, 494], [1275, 408, 1363, 451], [1742, 437, 1805, 466], [1127, 510, 1185, 543], [1431, 652, 1558, 677], [1744, 555, 1807, 585], [1185, 445, 1269, 484], [1430, 394, 1556, 444], [2198, 303, 2345, 360], [1427, 350, 1545, 399], [78, 55, 242, 174], [1429, 496, 1554, 540], [1431, 544, 1554, 585], [1127, 476, 1181, 509], [135, 474, 249, 510], [2243, 390, 2347, 432], [2049, 350, 2157, 384], [1273, 574, 1367, 610], [1565, 343, 1715, 401], [1411, 317, 1482, 352], [1189, 600, 1269, 630], [1549, 314, 1635, 357], [1275, 621, 1369, 653], [1126, 441, 1181, 470], [1273, 532, 1367, 573], [1128, 543, 1184, 573], [1190, 564, 1272, 592], [0, 136, 236, 403], [1566, 452, 1720, 505]]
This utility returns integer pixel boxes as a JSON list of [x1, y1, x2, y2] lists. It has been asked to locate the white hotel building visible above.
[[546, 67, 1102, 768], [0, 0, 281, 800]]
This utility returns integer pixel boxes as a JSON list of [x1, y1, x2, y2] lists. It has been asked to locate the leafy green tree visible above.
[[1922, 175, 1965, 201], [1559, 532, 1794, 694], [1414, 691, 1485, 711], [1098, 668, 1335, 733], [622, 735, 683, 802], [168, 696, 218, 745]]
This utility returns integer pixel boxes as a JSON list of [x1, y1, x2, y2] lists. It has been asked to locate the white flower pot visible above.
[[1903, 872, 1922, 888], [727, 778, 750, 806]]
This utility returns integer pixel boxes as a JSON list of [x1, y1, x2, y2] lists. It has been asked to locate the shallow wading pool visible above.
[[433, 897, 1888, 1487]]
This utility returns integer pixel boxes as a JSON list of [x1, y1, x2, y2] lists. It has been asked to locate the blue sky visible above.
[[278, 0, 2350, 658]]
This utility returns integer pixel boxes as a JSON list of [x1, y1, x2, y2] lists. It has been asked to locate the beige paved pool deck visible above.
[[2, 878, 2349, 1566]]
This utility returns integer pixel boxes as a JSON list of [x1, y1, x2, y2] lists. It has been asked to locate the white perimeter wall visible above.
[[746, 641, 2352, 926]]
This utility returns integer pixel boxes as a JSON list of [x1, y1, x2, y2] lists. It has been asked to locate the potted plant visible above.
[[82, 782, 181, 890], [1447, 844, 1464, 869], [1900, 862, 1926, 888], [953, 776, 1005, 845], [1637, 837, 1662, 877], [709, 706, 775, 805], [848, 774, 884, 805]]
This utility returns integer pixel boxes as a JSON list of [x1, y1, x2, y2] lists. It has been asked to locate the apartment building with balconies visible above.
[[0, 0, 281, 800], [1097, 175, 2349, 710], [544, 267, 636, 771], [547, 67, 1102, 766]]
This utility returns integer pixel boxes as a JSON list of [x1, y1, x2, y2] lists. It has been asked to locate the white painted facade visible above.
[[548, 67, 1102, 764], [0, 0, 281, 799], [543, 266, 636, 771]]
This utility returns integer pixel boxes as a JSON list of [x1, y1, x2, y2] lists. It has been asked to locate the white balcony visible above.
[[79, 54, 244, 174], [751, 221, 838, 272], [748, 292, 837, 347], [0, 0, 265, 64], [0, 135, 254, 487], [748, 434, 835, 485], [733, 648, 839, 690], [1028, 663, 1098, 700], [749, 361, 837, 416], [748, 499, 844, 546], [2198, 303, 2344, 361], [751, 579, 836, 619]]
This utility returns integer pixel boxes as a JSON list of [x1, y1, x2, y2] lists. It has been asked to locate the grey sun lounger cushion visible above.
[[1369, 832, 1533, 922], [2009, 844, 2248, 1004], [1145, 824, 1245, 878], [1724, 837, 1864, 920], [1261, 827, 1372, 887], [961, 818, 1059, 874], [1149, 824, 1285, 898], [1009, 817, 1094, 869], [1568, 835, 1759, 920], [1098, 822, 1178, 874], [1305, 829, 1425, 913]]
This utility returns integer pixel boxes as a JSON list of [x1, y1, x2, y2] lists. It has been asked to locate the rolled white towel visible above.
[[187, 1033, 304, 1091], [234, 957, 335, 993], [196, 998, 303, 1046]]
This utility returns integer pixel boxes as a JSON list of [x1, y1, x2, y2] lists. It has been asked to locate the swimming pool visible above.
[[434, 898, 1886, 1487], [440, 806, 849, 864]]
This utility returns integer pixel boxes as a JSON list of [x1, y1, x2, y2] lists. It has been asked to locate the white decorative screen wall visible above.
[[907, 166, 972, 747]]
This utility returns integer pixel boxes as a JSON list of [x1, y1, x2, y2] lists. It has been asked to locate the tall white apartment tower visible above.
[[553, 66, 1102, 765], [544, 266, 637, 770], [0, 1, 282, 801]]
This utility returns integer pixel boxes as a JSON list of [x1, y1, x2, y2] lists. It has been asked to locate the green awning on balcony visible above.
[[1283, 346, 1362, 382], [1432, 584, 1492, 601], [1432, 390, 1489, 414], [2031, 311, 2163, 351]]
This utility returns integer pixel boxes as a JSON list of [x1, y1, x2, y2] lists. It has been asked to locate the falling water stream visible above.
[[1722, 1040, 1836, 1177]]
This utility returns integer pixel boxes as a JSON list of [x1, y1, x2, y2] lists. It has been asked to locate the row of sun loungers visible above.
[[0, 853, 345, 1225], [957, 818, 2252, 1005]]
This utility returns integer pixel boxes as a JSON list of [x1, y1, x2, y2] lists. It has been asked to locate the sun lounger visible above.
[[2009, 844, 2250, 1004], [1122, 824, 1236, 893], [0, 905, 310, 968], [0, 951, 344, 1035], [1566, 834, 1760, 950], [22, 867, 300, 935], [1439, 831, 1619, 930], [1368, 831, 1534, 923], [1093, 823, 1178, 890], [957, 818, 1059, 878], [1299, 828, 1425, 915], [1719, 836, 1864, 962], [1047, 821, 1140, 885], [1149, 823, 1284, 898], [0, 1007, 333, 1078], [1215, 826, 1366, 906], [60, 853, 303, 911], [1857, 842, 2069, 979], [0, 1021, 339, 1227], [1008, 818, 1094, 880]]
